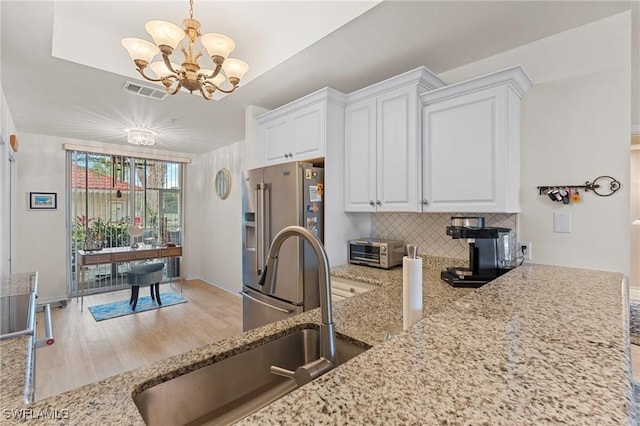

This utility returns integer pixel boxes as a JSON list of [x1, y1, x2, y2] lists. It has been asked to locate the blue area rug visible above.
[[88, 292, 187, 322]]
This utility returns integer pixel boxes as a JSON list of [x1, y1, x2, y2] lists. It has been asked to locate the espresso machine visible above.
[[441, 217, 517, 287]]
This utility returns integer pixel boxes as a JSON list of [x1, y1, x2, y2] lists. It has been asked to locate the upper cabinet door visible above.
[[344, 98, 377, 212], [290, 103, 325, 160], [420, 66, 532, 213], [376, 86, 419, 212], [422, 87, 506, 211], [344, 86, 421, 213], [262, 117, 291, 164], [257, 89, 343, 166]]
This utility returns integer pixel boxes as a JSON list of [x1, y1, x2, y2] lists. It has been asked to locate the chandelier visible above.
[[127, 129, 156, 146], [121, 0, 249, 101]]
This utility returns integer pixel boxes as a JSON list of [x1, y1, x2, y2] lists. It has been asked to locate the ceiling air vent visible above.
[[123, 81, 168, 101]]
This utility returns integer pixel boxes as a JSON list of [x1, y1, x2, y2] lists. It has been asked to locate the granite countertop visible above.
[[1, 262, 633, 425], [0, 273, 38, 411], [0, 272, 38, 297], [0, 337, 31, 409]]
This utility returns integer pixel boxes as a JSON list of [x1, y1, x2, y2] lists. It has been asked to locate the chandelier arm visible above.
[[162, 54, 180, 75], [202, 78, 238, 94], [199, 87, 214, 101], [167, 81, 183, 95], [201, 63, 223, 80], [215, 84, 238, 94], [136, 68, 165, 83]]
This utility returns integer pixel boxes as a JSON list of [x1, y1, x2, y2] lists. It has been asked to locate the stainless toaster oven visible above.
[[348, 238, 405, 269]]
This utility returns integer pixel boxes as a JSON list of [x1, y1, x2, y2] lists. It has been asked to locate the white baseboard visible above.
[[185, 275, 241, 298], [630, 286, 640, 301], [36, 295, 70, 308]]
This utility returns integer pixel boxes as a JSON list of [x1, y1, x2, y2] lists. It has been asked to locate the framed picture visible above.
[[110, 201, 124, 220], [29, 192, 57, 210]]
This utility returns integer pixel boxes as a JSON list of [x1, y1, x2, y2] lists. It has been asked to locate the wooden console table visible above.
[[76, 245, 182, 311]]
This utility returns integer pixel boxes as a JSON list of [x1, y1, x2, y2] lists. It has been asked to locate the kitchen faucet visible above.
[[258, 225, 337, 386]]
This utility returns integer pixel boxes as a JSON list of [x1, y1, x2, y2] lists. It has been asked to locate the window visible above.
[[67, 150, 184, 296]]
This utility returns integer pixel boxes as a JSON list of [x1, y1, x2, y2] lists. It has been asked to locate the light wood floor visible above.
[[34, 279, 242, 400]]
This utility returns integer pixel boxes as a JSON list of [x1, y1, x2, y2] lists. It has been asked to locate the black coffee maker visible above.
[[441, 217, 516, 288]]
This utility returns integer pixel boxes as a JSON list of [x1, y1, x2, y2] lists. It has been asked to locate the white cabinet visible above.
[[258, 88, 344, 166], [420, 66, 533, 213], [344, 67, 446, 212], [344, 98, 376, 211]]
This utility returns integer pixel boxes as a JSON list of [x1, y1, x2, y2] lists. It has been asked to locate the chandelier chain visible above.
[[189, 0, 194, 20]]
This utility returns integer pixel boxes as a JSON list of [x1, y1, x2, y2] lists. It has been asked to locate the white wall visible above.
[[15, 133, 67, 301], [441, 12, 632, 276], [0, 1, 18, 275], [185, 141, 244, 295], [0, 84, 17, 275], [631, 147, 639, 287], [243, 105, 269, 171]]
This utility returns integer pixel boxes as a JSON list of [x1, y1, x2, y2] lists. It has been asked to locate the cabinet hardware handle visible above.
[[376, 200, 381, 206], [288, 152, 293, 157], [369, 200, 375, 206], [284, 153, 289, 158], [422, 199, 428, 205]]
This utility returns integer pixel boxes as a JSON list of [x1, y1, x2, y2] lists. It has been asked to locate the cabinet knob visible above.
[[422, 199, 428, 205], [284, 153, 289, 159], [288, 152, 293, 157], [376, 200, 381, 206], [369, 200, 375, 206]]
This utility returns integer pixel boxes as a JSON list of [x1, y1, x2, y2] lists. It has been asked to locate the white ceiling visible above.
[[1, 1, 637, 154]]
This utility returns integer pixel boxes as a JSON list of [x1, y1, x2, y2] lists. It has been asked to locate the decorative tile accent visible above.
[[371, 212, 518, 260]]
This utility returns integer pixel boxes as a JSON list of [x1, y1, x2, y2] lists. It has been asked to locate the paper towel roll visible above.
[[403, 256, 423, 330]]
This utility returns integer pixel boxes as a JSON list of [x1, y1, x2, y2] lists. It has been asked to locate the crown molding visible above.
[[256, 87, 347, 123], [420, 65, 533, 105], [346, 66, 446, 104]]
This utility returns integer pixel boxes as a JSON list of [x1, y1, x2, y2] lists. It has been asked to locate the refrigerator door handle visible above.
[[256, 183, 263, 274], [240, 291, 294, 314], [255, 184, 263, 275], [262, 183, 270, 269]]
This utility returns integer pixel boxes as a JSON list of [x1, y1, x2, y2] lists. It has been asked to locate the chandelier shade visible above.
[[127, 129, 156, 146], [222, 58, 250, 80], [121, 0, 249, 101], [121, 38, 160, 64], [145, 21, 185, 51], [150, 61, 180, 78], [200, 33, 235, 59]]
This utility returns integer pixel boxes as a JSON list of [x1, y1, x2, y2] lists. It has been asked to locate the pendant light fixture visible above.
[[121, 0, 249, 100], [127, 129, 156, 146]]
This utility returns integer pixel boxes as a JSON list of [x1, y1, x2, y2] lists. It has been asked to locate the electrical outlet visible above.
[[519, 241, 532, 261]]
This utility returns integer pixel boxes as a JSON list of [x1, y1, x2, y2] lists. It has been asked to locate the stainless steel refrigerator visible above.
[[241, 162, 324, 331]]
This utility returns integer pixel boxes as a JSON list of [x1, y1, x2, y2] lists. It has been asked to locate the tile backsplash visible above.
[[371, 212, 518, 260]]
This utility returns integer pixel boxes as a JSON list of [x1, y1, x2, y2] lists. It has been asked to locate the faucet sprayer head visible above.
[[259, 256, 279, 295]]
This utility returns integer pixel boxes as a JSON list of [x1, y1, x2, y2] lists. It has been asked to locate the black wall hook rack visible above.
[[537, 175, 621, 197]]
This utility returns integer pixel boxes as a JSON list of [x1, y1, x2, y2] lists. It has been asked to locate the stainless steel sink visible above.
[[134, 327, 370, 426]]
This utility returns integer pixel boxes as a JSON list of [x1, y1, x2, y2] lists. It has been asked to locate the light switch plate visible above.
[[553, 211, 571, 233]]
